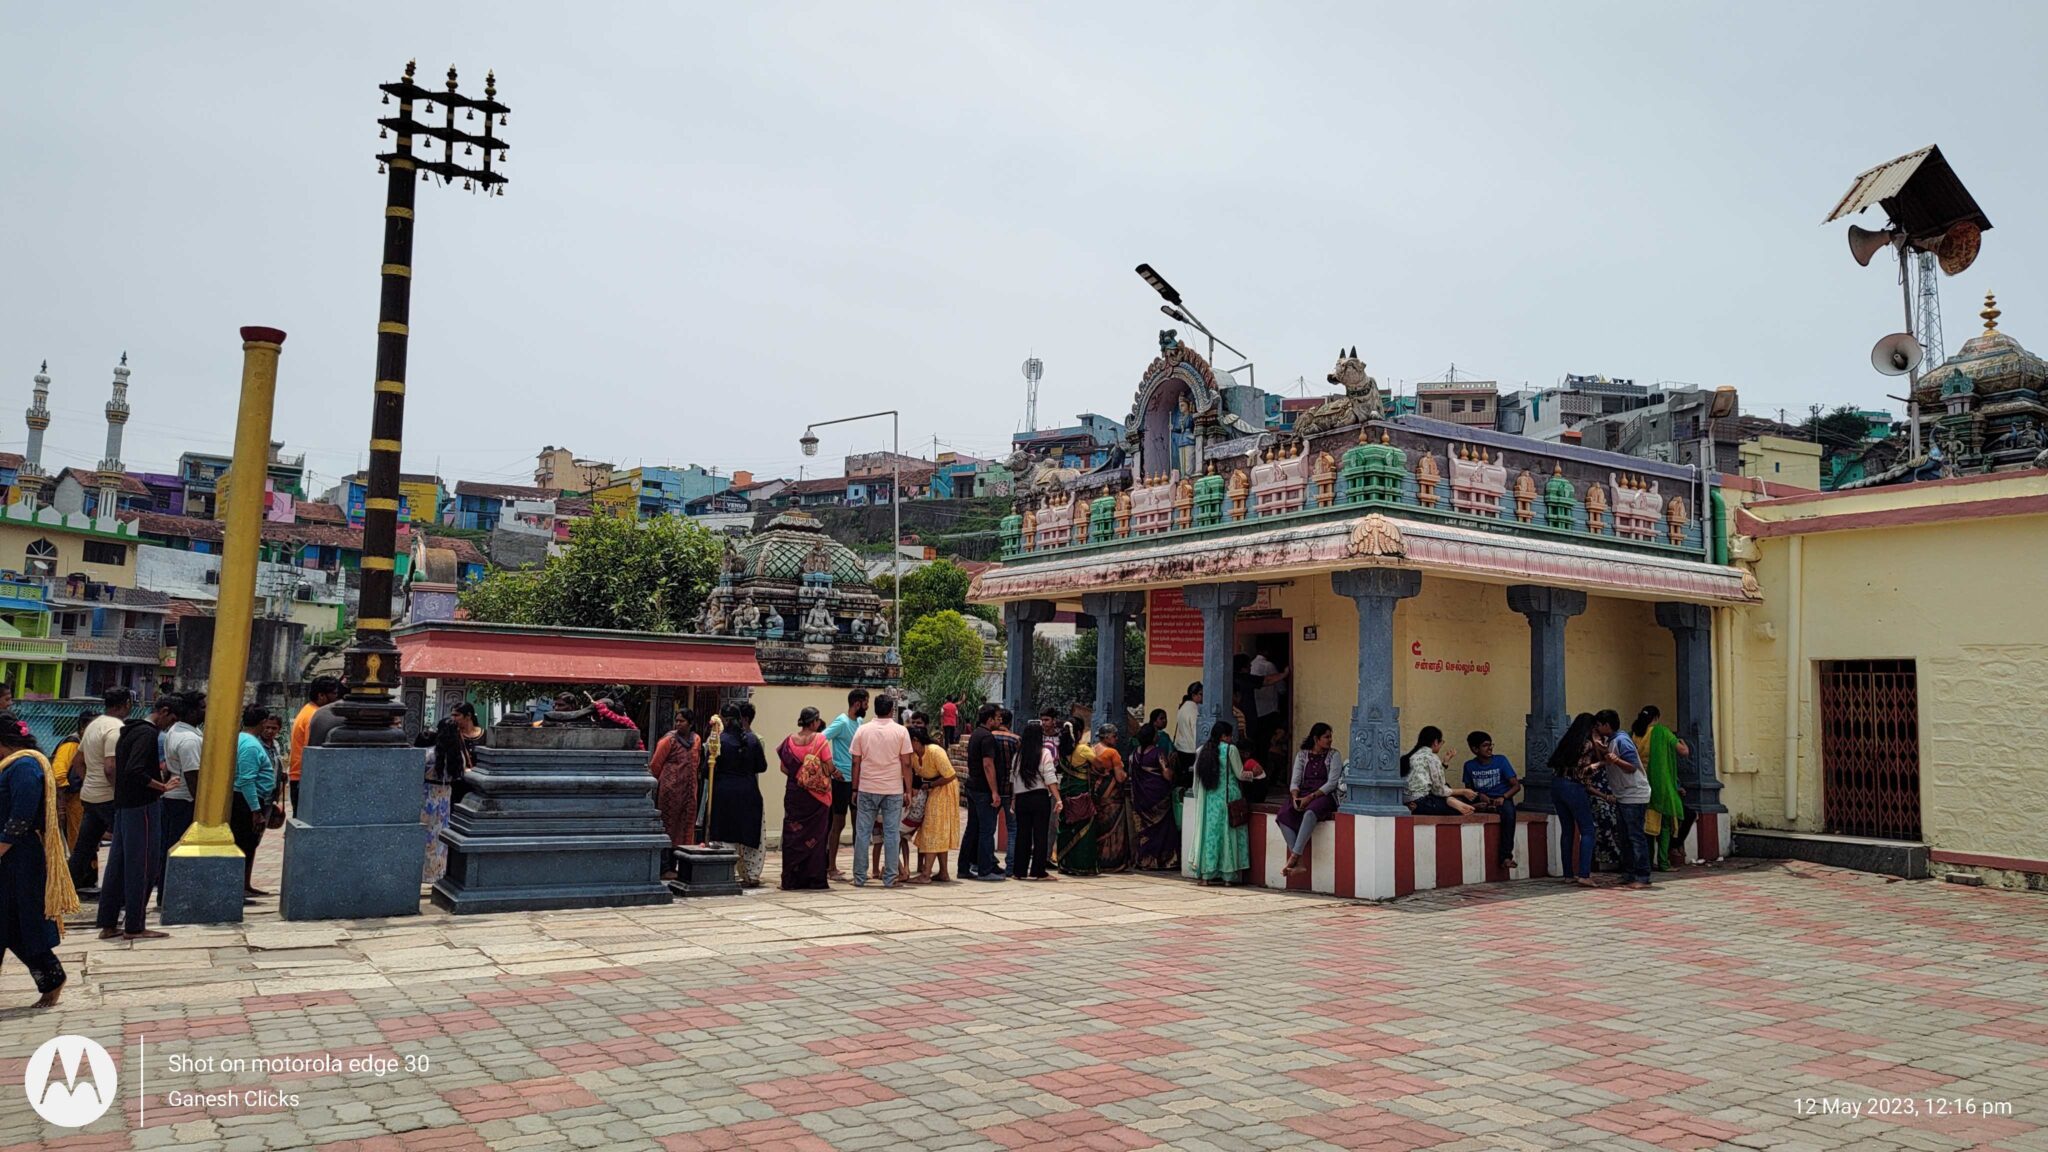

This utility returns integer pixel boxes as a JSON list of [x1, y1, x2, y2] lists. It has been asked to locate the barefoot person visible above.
[[0, 715, 76, 1007], [1278, 723, 1339, 876]]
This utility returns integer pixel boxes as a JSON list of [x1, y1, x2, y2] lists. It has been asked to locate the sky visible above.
[[3, 1, 2044, 497]]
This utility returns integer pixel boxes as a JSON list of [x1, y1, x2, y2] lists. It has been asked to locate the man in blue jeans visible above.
[[959, 704, 1008, 880], [1595, 709, 1654, 889], [1462, 730, 1523, 870], [848, 694, 913, 888]]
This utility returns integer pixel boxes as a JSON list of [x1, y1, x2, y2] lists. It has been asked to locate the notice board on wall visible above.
[[1147, 588, 1204, 666]]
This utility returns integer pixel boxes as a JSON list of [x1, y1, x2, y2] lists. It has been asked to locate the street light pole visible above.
[[800, 410, 901, 673], [336, 60, 509, 742]]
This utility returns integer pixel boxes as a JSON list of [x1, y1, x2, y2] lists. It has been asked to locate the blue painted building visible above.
[[1011, 413, 1124, 470]]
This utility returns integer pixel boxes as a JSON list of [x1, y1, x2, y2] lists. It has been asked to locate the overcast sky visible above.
[[4, 2, 2042, 495]]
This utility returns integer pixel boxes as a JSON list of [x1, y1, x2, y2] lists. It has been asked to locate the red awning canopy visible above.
[[394, 622, 764, 686]]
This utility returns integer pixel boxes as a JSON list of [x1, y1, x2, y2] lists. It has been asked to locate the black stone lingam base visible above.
[[430, 726, 674, 914], [670, 845, 742, 897]]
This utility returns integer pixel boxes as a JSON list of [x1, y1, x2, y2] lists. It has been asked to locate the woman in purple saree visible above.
[[1130, 709, 1178, 871], [777, 707, 834, 890]]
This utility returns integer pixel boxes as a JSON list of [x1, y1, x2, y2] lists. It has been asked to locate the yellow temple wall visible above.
[[1140, 574, 1675, 771], [1724, 481, 2048, 886]]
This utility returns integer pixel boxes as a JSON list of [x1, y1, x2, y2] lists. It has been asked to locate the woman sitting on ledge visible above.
[[1278, 723, 1340, 877], [1400, 726, 1479, 816]]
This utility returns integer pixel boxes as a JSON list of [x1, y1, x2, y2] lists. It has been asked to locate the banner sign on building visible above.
[[1147, 588, 1205, 665]]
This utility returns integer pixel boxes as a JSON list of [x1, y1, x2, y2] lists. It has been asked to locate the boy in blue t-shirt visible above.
[[1463, 731, 1523, 870]]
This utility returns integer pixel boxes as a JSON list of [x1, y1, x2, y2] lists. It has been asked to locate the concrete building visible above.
[[1498, 375, 1655, 440], [178, 451, 231, 519], [1738, 436, 1824, 491], [137, 544, 348, 636], [1726, 471, 2048, 890], [451, 481, 554, 532], [591, 466, 729, 520], [534, 446, 615, 493], [1412, 378, 1499, 428], [1012, 414, 1124, 470], [324, 471, 442, 526], [0, 577, 65, 700], [1576, 387, 1742, 469]]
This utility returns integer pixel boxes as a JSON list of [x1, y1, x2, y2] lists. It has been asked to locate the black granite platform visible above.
[[430, 742, 675, 914]]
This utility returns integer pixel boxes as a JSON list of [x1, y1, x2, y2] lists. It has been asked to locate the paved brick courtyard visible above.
[[3, 844, 2045, 1152]]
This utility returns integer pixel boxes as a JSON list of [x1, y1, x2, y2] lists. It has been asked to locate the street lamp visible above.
[[799, 411, 900, 668], [336, 60, 510, 743], [1134, 263, 1254, 389]]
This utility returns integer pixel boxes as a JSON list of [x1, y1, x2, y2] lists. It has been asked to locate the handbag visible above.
[[265, 802, 286, 830], [1644, 808, 1663, 836], [1224, 747, 1250, 827]]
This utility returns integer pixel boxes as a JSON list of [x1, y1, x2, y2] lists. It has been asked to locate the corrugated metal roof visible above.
[[1824, 145, 1991, 236], [1826, 146, 1934, 223]]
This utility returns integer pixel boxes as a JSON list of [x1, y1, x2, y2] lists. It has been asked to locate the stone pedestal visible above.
[[281, 746, 428, 921], [670, 845, 742, 897], [431, 735, 673, 915], [161, 853, 244, 925]]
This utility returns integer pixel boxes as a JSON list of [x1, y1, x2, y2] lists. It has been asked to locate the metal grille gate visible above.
[[1817, 659, 1921, 841]]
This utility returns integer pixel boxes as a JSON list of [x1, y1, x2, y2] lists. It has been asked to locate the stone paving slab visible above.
[[2, 841, 2045, 1151]]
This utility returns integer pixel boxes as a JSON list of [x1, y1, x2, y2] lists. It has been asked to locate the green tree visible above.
[[1801, 405, 1874, 463], [461, 514, 725, 633], [902, 610, 986, 712], [1031, 627, 1147, 719], [455, 515, 726, 707], [890, 558, 997, 629]]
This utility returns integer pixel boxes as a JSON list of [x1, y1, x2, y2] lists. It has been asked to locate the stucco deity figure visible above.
[[1611, 473, 1663, 540], [1129, 474, 1165, 535], [1019, 500, 1038, 550], [1113, 484, 1132, 537], [763, 605, 784, 639], [873, 612, 891, 643], [1584, 480, 1609, 534], [850, 614, 870, 643], [1413, 449, 1442, 508], [733, 595, 762, 635], [1037, 491, 1075, 549], [802, 598, 835, 642], [1513, 470, 1539, 523], [1292, 347, 1388, 437], [1310, 450, 1338, 508], [1172, 475, 1195, 528], [1225, 463, 1251, 521], [1450, 445, 1509, 517], [1666, 496, 1689, 545], [702, 597, 730, 635]]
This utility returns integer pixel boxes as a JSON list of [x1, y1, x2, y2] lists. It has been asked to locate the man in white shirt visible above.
[[848, 694, 914, 888], [68, 687, 134, 893], [1248, 651, 1289, 750], [156, 692, 205, 902]]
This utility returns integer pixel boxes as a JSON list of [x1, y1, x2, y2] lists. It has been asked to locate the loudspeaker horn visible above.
[[1847, 225, 1896, 267], [1936, 220, 1981, 276], [1871, 332, 1923, 377]]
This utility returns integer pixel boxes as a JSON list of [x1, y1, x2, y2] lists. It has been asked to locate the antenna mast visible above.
[[1915, 250, 1944, 371], [1021, 357, 1043, 433]]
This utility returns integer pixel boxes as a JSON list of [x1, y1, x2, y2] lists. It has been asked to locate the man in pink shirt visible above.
[[849, 694, 914, 888]]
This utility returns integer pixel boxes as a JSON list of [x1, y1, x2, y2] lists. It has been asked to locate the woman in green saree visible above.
[[1632, 706, 1690, 870], [1191, 720, 1262, 885], [1055, 716, 1099, 876]]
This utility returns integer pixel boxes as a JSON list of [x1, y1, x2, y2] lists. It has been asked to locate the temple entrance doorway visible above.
[[1234, 617, 1293, 795], [1818, 659, 1922, 841]]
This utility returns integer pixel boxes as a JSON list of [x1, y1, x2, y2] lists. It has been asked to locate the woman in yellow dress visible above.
[[910, 720, 960, 883]]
